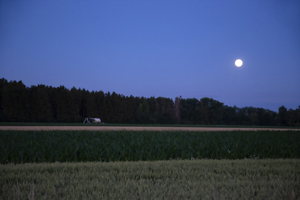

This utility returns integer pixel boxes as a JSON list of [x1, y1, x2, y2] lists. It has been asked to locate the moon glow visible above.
[[235, 59, 243, 67]]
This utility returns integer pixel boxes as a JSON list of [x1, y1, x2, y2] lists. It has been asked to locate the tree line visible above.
[[0, 78, 299, 126]]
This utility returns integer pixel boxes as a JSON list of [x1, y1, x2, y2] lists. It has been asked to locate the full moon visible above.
[[235, 59, 243, 67]]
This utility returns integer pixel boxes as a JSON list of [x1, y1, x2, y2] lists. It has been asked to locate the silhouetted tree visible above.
[[137, 98, 150, 124], [173, 97, 181, 123], [278, 106, 288, 126], [0, 78, 297, 126], [1, 80, 29, 122], [0, 78, 8, 121], [29, 85, 52, 122], [222, 105, 236, 125]]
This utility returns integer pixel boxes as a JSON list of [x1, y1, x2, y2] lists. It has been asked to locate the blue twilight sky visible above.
[[0, 0, 299, 112]]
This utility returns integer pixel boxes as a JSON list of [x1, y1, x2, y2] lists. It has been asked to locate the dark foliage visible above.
[[0, 78, 299, 125], [1, 130, 300, 164]]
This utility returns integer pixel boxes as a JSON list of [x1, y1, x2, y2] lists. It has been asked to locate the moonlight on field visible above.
[[235, 59, 243, 67]]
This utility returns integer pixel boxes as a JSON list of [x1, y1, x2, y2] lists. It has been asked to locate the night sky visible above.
[[1, 0, 299, 112]]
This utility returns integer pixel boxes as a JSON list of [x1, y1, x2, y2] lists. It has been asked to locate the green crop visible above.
[[0, 130, 300, 164]]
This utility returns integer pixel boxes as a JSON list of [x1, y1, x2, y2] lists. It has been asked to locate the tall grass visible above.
[[1, 160, 299, 199], [1, 130, 299, 164]]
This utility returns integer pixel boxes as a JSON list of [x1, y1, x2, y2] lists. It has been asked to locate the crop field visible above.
[[1, 159, 299, 199], [0, 128, 299, 199], [1, 130, 300, 164]]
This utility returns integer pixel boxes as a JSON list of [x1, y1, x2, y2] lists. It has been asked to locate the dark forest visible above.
[[0, 78, 299, 126]]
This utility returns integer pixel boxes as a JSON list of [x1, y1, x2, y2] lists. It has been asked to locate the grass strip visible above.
[[0, 159, 299, 200], [1, 122, 299, 128]]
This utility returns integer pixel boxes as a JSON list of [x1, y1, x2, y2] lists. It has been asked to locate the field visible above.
[[1, 126, 300, 199], [1, 160, 299, 200], [1, 130, 300, 164]]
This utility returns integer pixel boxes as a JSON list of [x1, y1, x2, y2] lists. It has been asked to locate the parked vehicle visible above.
[[83, 118, 101, 124]]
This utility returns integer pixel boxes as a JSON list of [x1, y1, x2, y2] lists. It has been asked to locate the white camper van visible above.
[[83, 118, 101, 124]]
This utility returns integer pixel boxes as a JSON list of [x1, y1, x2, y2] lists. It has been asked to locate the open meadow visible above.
[[0, 125, 300, 199]]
